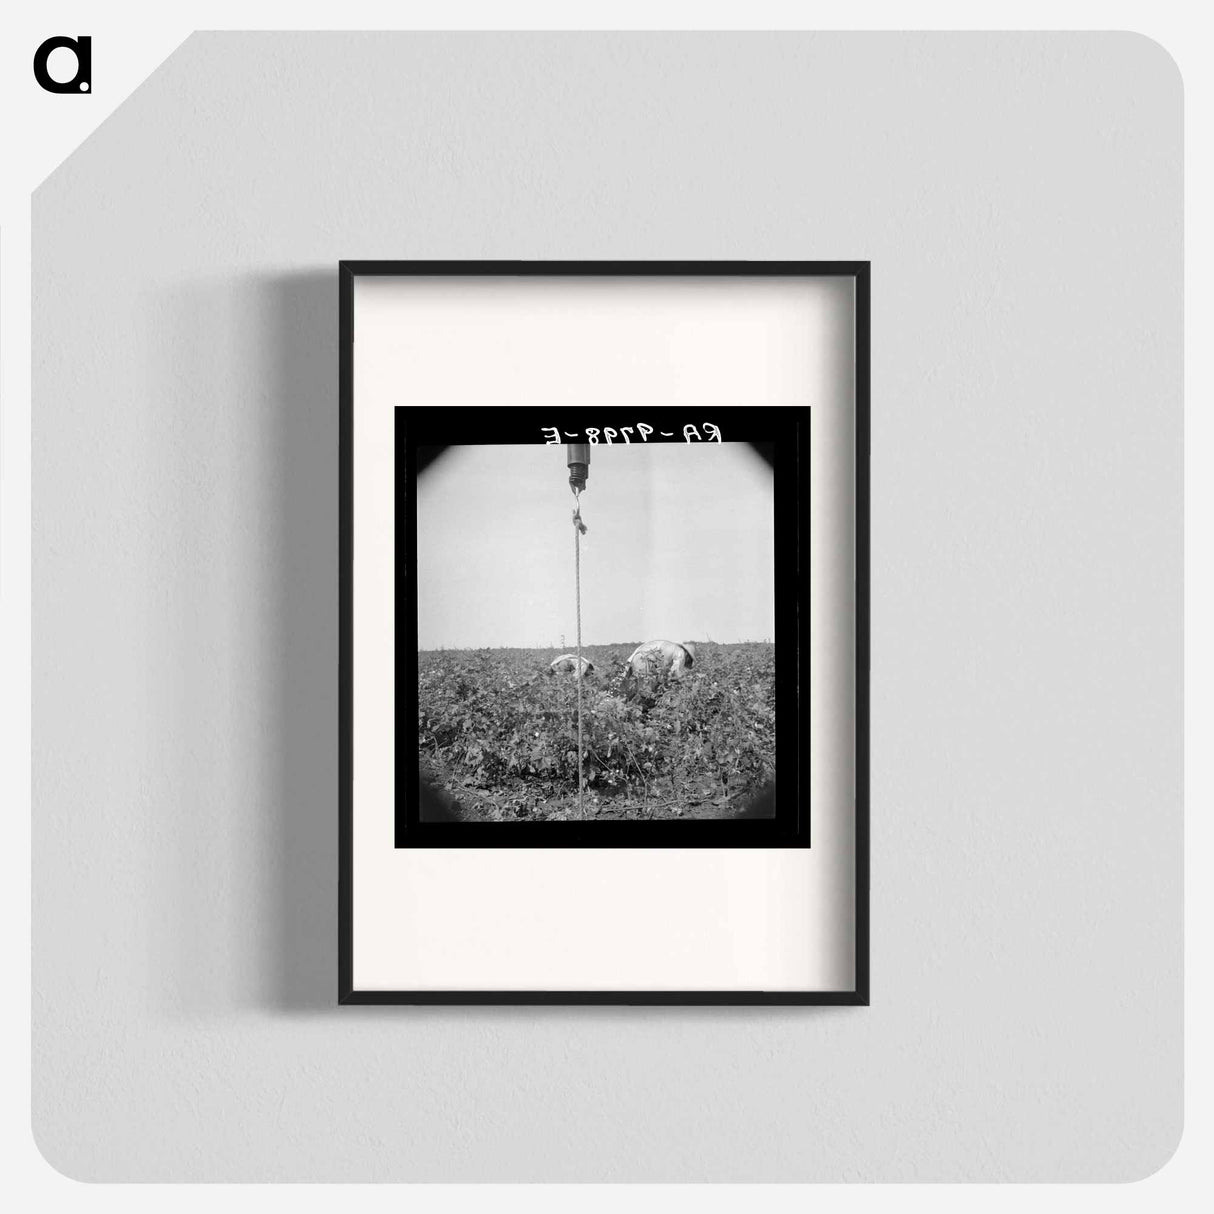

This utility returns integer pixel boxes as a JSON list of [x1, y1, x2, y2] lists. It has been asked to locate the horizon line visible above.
[[417, 639, 773, 651]]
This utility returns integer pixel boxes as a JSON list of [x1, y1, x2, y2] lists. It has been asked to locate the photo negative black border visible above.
[[339, 261, 870, 1005], [399, 408, 802, 848]]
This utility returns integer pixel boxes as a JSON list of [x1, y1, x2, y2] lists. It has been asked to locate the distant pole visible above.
[[566, 443, 590, 819]]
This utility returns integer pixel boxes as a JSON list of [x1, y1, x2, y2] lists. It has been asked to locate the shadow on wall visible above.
[[270, 272, 341, 1011], [144, 271, 343, 1017]]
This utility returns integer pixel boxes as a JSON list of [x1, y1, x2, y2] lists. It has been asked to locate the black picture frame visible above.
[[339, 261, 870, 1005]]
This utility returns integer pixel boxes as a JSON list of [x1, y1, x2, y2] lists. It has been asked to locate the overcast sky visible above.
[[415, 441, 774, 650]]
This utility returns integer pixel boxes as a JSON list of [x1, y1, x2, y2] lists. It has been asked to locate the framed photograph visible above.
[[340, 261, 869, 1004]]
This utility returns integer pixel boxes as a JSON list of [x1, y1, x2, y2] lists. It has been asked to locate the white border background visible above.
[[351, 275, 855, 992], [1, 1, 1206, 1208]]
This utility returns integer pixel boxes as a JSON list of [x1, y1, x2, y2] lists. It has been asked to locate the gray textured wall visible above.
[[32, 32, 1182, 1181]]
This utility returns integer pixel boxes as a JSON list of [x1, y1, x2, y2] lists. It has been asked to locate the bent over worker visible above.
[[621, 639, 697, 701]]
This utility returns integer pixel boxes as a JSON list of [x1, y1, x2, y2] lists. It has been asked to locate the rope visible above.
[[572, 490, 584, 819]]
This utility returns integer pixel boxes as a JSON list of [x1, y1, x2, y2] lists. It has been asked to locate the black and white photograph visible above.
[[412, 433, 779, 826]]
